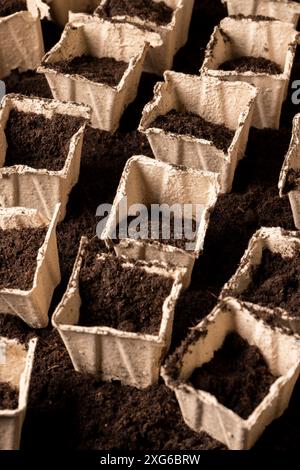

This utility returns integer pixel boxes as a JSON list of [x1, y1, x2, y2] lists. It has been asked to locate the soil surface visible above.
[[152, 109, 235, 151], [0, 0, 26, 17], [230, 14, 275, 21], [0, 227, 47, 291], [0, 382, 18, 410], [283, 168, 300, 193], [219, 56, 282, 75], [190, 332, 277, 419], [79, 239, 173, 334], [4, 70, 52, 98], [97, 0, 174, 26], [5, 110, 85, 171], [44, 56, 129, 87], [238, 248, 300, 317]]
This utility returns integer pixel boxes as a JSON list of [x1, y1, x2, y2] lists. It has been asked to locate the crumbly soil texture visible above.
[[0, 0, 26, 17], [283, 168, 300, 193], [219, 56, 282, 75], [97, 0, 174, 26], [5, 110, 84, 171], [0, 382, 18, 410], [190, 332, 277, 419], [152, 109, 235, 151]]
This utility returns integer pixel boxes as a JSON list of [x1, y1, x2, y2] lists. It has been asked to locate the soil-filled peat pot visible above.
[[279, 113, 300, 229], [0, 337, 37, 450], [52, 237, 185, 389], [162, 298, 300, 450], [38, 18, 161, 131], [44, 0, 99, 27], [201, 17, 298, 129], [0, 0, 46, 79], [0, 205, 60, 328], [221, 227, 300, 335], [101, 155, 220, 288], [0, 94, 90, 221], [139, 72, 256, 193], [222, 0, 300, 27]]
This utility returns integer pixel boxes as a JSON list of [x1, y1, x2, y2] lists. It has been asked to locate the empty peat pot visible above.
[[101, 155, 220, 288], [0, 336, 37, 450], [201, 16, 298, 129], [139, 71, 257, 193], [162, 298, 300, 450], [0, 205, 61, 328], [52, 237, 185, 389], [0, 93, 90, 221], [39, 17, 160, 131], [279, 113, 300, 229], [221, 227, 300, 335]]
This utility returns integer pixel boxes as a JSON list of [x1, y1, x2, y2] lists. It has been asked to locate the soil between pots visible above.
[[97, 0, 174, 26], [78, 238, 174, 333], [44, 56, 129, 87], [190, 332, 277, 419], [219, 56, 282, 75], [0, 0, 27, 17], [4, 109, 85, 171], [3, 70, 53, 99], [0, 382, 18, 410], [152, 110, 235, 151], [0, 227, 47, 291]]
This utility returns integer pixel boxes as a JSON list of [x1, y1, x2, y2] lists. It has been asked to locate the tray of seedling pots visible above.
[[0, 0, 46, 79], [0, 205, 60, 328], [0, 93, 90, 221], [0, 336, 37, 450], [201, 16, 298, 129], [220, 227, 300, 335], [139, 71, 257, 193], [38, 17, 161, 131], [93, 0, 195, 75], [52, 236, 186, 389], [222, 0, 300, 27], [162, 297, 300, 450], [279, 113, 300, 229], [101, 155, 220, 288]]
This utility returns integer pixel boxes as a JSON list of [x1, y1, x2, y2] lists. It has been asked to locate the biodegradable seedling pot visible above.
[[139, 71, 257, 193], [201, 17, 298, 129], [38, 18, 160, 131], [0, 93, 90, 221], [222, 0, 300, 27], [0, 337, 37, 450], [52, 237, 185, 389], [0, 0, 46, 79], [220, 227, 300, 335], [0, 205, 61, 328], [279, 113, 300, 229], [101, 155, 220, 288], [162, 298, 300, 450], [94, 0, 195, 75]]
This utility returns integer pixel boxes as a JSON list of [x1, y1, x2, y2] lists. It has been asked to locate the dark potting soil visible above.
[[44, 56, 129, 87], [0, 382, 18, 409], [0, 0, 26, 17], [0, 227, 47, 291], [96, 0, 174, 26], [152, 110, 235, 151], [237, 248, 300, 317], [78, 239, 173, 334], [5, 109, 85, 171], [283, 168, 300, 193], [230, 14, 275, 21], [219, 56, 282, 75], [190, 332, 277, 419], [3, 70, 52, 99]]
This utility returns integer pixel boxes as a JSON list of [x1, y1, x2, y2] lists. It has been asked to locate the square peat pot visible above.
[[52, 237, 185, 389], [38, 17, 158, 131], [279, 113, 300, 229], [0, 205, 61, 328], [222, 0, 300, 27], [139, 71, 257, 193], [201, 17, 298, 129], [101, 155, 220, 288], [95, 0, 195, 75], [0, 93, 90, 222], [0, 0, 45, 79], [220, 227, 300, 335], [161, 298, 300, 450], [0, 336, 37, 450]]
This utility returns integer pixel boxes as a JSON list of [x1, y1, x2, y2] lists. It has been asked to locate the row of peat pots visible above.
[[1, 0, 300, 452]]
